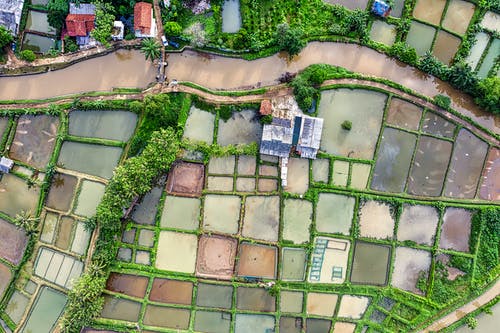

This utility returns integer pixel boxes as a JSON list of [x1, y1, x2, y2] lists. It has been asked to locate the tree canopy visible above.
[[0, 26, 13, 50], [91, 1, 116, 46], [274, 23, 305, 57]]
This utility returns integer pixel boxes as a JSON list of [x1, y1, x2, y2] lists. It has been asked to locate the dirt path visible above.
[[419, 279, 500, 332]]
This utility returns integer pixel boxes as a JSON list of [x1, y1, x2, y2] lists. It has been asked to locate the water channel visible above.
[[0, 42, 498, 132]]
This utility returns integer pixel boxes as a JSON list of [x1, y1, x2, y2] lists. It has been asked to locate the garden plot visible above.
[[442, 0, 475, 35], [9, 115, 59, 169], [307, 292, 338, 317], [165, 162, 205, 197], [413, 0, 447, 26], [432, 30, 462, 65], [318, 89, 386, 159], [259, 164, 278, 176], [143, 305, 191, 329], [194, 310, 231, 333], [359, 200, 394, 239], [386, 98, 423, 131], [20, 287, 66, 333], [45, 173, 78, 212], [406, 21, 436, 56], [315, 193, 354, 235], [281, 248, 307, 281], [306, 318, 331, 333], [155, 231, 198, 273], [312, 159, 329, 183], [370, 20, 397, 46], [371, 128, 416, 193], [208, 156, 235, 174], [237, 243, 277, 279], [100, 295, 142, 322], [444, 129, 488, 198], [0, 218, 28, 265], [207, 176, 234, 191], [183, 106, 215, 144], [479, 147, 499, 201], [105, 273, 148, 299], [5, 290, 29, 324], [285, 158, 309, 194], [258, 178, 278, 192], [58, 142, 123, 179], [309, 237, 350, 284], [350, 242, 391, 285], [408, 136, 453, 196], [324, 0, 368, 10], [160, 196, 200, 230], [281, 291, 303, 313], [333, 322, 356, 333], [0, 173, 40, 218], [242, 196, 280, 241], [0, 262, 12, 299], [237, 155, 256, 175], [69, 110, 137, 142], [149, 278, 193, 305], [203, 195, 241, 234], [332, 160, 349, 186], [196, 283, 233, 309], [439, 208, 472, 252], [237, 287, 276, 312], [34, 247, 83, 289], [422, 112, 455, 138], [196, 235, 237, 280], [234, 314, 275, 333], [337, 295, 370, 319], [392, 247, 432, 295], [350, 163, 371, 190], [217, 109, 262, 146], [132, 183, 164, 225], [74, 180, 105, 217], [280, 316, 303, 333], [282, 199, 312, 244], [236, 177, 255, 192], [397, 204, 438, 246]]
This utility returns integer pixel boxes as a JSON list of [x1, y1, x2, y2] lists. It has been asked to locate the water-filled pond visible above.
[[351, 242, 390, 285], [237, 287, 276, 312], [106, 273, 149, 298], [234, 314, 275, 333], [477, 38, 500, 78], [315, 193, 354, 235], [318, 89, 386, 159], [26, 11, 56, 35], [440, 208, 472, 252], [406, 21, 436, 56], [392, 247, 431, 295], [281, 248, 307, 281], [160, 196, 200, 230], [45, 173, 78, 212], [194, 310, 231, 333], [22, 33, 55, 53], [100, 295, 141, 322], [397, 204, 438, 245], [242, 196, 280, 242], [432, 30, 461, 65], [196, 283, 233, 308], [371, 127, 417, 193], [441, 0, 475, 35], [58, 141, 123, 179], [465, 32, 490, 70], [0, 174, 40, 219], [203, 195, 240, 234], [237, 243, 277, 279], [69, 110, 137, 141], [358, 200, 395, 239], [479, 147, 499, 201], [20, 287, 66, 333], [74, 180, 106, 217], [413, 0, 446, 25], [183, 106, 215, 144], [156, 231, 198, 273], [370, 20, 396, 46], [222, 0, 241, 33], [0, 218, 28, 265], [386, 98, 423, 130], [282, 199, 312, 244], [217, 109, 262, 146], [281, 291, 303, 313]]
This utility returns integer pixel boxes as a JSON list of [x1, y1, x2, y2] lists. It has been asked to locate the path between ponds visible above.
[[419, 279, 500, 332]]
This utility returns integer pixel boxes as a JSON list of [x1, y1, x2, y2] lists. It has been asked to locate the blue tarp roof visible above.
[[372, 0, 391, 17]]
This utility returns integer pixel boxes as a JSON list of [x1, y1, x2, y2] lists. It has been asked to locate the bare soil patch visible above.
[[237, 243, 277, 279], [166, 162, 205, 197], [196, 235, 237, 280], [106, 273, 149, 298], [149, 278, 193, 305]]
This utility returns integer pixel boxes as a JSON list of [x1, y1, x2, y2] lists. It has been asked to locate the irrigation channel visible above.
[[0, 42, 498, 133]]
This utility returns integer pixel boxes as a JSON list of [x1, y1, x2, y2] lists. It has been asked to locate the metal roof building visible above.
[[0, 0, 24, 34], [0, 156, 14, 173]]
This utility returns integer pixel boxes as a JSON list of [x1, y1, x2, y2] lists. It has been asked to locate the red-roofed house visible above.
[[134, 2, 156, 38], [65, 3, 96, 46]]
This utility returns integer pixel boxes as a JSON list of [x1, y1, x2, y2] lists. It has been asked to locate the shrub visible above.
[[434, 94, 451, 109], [448, 61, 478, 95], [341, 120, 352, 130], [19, 49, 36, 62], [389, 42, 418, 66], [274, 23, 305, 57], [164, 21, 182, 36], [0, 25, 13, 49], [419, 52, 449, 79], [475, 77, 500, 114], [64, 36, 78, 53]]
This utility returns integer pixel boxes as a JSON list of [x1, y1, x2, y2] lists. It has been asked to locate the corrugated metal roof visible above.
[[69, 3, 96, 15]]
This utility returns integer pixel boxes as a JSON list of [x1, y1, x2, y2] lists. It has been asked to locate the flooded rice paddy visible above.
[[312, 158, 329, 183], [0, 174, 40, 218], [69, 110, 137, 142], [358, 200, 394, 239], [392, 247, 432, 295], [466, 32, 490, 70], [222, 0, 242, 33], [479, 148, 500, 201], [413, 0, 447, 26], [441, 0, 475, 35], [439, 208, 472, 252], [282, 199, 312, 244], [433, 30, 461, 65], [242, 196, 280, 242], [183, 106, 215, 144], [20, 287, 66, 333], [397, 204, 438, 246], [316, 193, 354, 235], [370, 20, 397, 46], [351, 242, 390, 285], [406, 21, 436, 56], [160, 196, 200, 230]]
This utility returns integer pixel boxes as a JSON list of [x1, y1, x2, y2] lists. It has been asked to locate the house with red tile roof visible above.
[[134, 1, 157, 38], [65, 3, 96, 46]]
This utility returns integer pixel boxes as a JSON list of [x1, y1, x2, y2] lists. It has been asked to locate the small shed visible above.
[[0, 156, 14, 173], [372, 0, 391, 17], [260, 100, 272, 116]]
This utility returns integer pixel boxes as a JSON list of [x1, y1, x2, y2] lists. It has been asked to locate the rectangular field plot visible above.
[[143, 305, 190, 329], [217, 109, 262, 146], [397, 204, 438, 246], [358, 200, 394, 239], [315, 193, 354, 235], [337, 295, 370, 319], [45, 173, 78, 212], [281, 291, 303, 313], [281, 248, 307, 281], [149, 278, 193, 305], [194, 310, 231, 333], [105, 273, 148, 299], [196, 283, 233, 309], [350, 242, 390, 285], [0, 174, 40, 219], [131, 184, 164, 225], [479, 147, 499, 201], [282, 199, 312, 244], [160, 196, 200, 231], [234, 314, 275, 333], [58, 142, 122, 179], [309, 237, 350, 284], [166, 162, 205, 197], [386, 98, 423, 131], [439, 208, 472, 252], [242, 196, 280, 242], [68, 110, 137, 141], [202, 195, 241, 234], [20, 287, 66, 333], [408, 136, 452, 196], [0, 262, 12, 300], [155, 231, 198, 273], [392, 247, 431, 295], [237, 243, 277, 279], [371, 127, 416, 193], [306, 292, 338, 317], [183, 106, 215, 144], [196, 235, 237, 280], [444, 129, 488, 198], [237, 287, 276, 312], [0, 217, 28, 265], [34, 247, 83, 289], [318, 89, 386, 159]]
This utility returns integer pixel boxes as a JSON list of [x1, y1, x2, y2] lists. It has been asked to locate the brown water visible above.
[[236, 287, 276, 312], [106, 273, 149, 298], [142, 305, 190, 329], [440, 208, 472, 252], [433, 30, 461, 65], [46, 173, 78, 212], [442, 0, 476, 35], [0, 50, 155, 100], [351, 242, 390, 285], [149, 278, 193, 304], [165, 43, 499, 132], [413, 0, 447, 26]]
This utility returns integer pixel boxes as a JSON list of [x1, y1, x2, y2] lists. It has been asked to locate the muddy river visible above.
[[0, 42, 498, 132]]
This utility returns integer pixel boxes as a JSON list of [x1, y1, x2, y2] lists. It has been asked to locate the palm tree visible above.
[[140, 38, 161, 62], [14, 210, 39, 235]]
